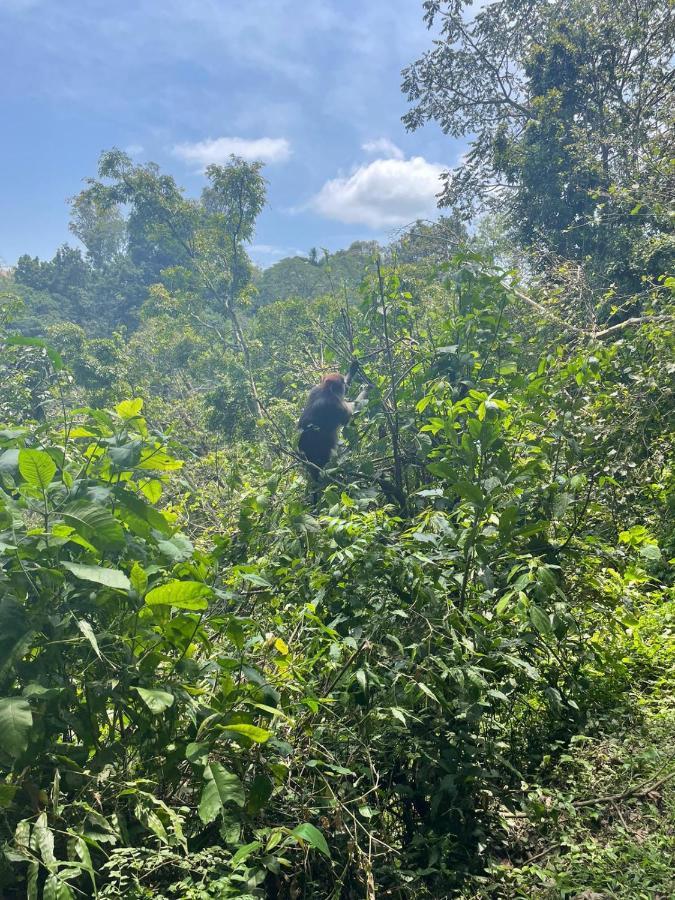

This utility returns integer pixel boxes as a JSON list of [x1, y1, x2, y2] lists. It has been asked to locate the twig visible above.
[[508, 283, 674, 340], [522, 841, 563, 867], [573, 768, 675, 809]]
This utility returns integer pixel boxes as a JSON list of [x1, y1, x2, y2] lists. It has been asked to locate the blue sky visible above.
[[0, 0, 465, 268]]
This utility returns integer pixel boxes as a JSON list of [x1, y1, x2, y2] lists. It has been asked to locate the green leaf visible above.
[[62, 500, 125, 550], [640, 543, 661, 561], [230, 840, 263, 868], [133, 687, 174, 714], [18, 449, 56, 490], [108, 441, 142, 469], [145, 580, 212, 610], [32, 812, 55, 866], [62, 562, 131, 591], [157, 532, 194, 562], [130, 562, 148, 596], [221, 723, 271, 743], [114, 486, 172, 535], [0, 697, 33, 759], [454, 480, 484, 505], [290, 822, 330, 858], [115, 398, 144, 418], [418, 682, 440, 704], [185, 742, 209, 766], [198, 763, 245, 824], [389, 706, 408, 725], [27, 862, 39, 900], [43, 874, 74, 900], [77, 619, 101, 659], [529, 605, 552, 635]]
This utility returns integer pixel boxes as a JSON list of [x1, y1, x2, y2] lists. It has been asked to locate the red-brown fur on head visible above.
[[321, 373, 346, 395]]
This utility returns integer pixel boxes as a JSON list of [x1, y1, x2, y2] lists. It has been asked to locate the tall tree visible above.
[[77, 149, 267, 415], [403, 0, 674, 296]]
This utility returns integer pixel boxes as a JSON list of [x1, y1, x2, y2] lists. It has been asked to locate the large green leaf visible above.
[[529, 605, 552, 635], [18, 449, 56, 490], [62, 562, 130, 591], [62, 500, 125, 550], [43, 874, 74, 900], [290, 822, 330, 858], [108, 440, 142, 469], [133, 687, 174, 714], [198, 763, 245, 824], [145, 580, 212, 610], [115, 398, 144, 418], [453, 480, 484, 505], [0, 697, 33, 759], [114, 486, 172, 535], [221, 723, 271, 743]]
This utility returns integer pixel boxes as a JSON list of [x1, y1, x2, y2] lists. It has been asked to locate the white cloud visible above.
[[250, 244, 285, 257], [124, 143, 144, 157], [309, 155, 446, 229], [172, 136, 292, 170], [362, 138, 404, 160]]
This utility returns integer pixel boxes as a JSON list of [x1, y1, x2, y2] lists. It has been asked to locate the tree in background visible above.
[[403, 0, 674, 305]]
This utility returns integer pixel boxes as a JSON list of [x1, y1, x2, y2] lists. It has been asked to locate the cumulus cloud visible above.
[[310, 155, 445, 229], [362, 138, 404, 160], [172, 136, 292, 170]]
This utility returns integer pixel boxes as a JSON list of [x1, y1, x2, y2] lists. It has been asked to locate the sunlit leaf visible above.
[[62, 562, 130, 591], [18, 449, 56, 490], [145, 580, 211, 610]]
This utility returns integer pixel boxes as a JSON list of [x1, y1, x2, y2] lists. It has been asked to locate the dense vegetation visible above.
[[1, 1, 673, 897]]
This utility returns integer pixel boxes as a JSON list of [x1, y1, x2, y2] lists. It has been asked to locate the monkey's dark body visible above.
[[298, 374, 353, 470]]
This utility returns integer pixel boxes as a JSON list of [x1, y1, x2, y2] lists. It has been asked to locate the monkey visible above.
[[297, 372, 356, 471]]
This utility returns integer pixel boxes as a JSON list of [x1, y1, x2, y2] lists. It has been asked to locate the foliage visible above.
[[403, 0, 674, 299], [0, 4, 673, 895], [1, 239, 672, 896]]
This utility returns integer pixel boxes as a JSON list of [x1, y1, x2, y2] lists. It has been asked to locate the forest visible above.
[[0, 0, 673, 897]]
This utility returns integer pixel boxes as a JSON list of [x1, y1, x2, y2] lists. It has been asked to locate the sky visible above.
[[0, 0, 465, 268]]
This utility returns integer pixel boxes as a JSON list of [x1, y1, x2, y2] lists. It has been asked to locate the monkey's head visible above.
[[321, 372, 347, 398]]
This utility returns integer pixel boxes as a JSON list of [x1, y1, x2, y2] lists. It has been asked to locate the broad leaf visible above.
[[0, 698, 33, 759], [221, 723, 271, 743], [18, 449, 56, 490], [290, 822, 330, 858], [115, 398, 144, 418], [130, 561, 148, 596], [530, 605, 552, 635], [145, 580, 212, 610], [0, 449, 19, 474], [62, 500, 125, 550], [133, 687, 174, 714], [62, 562, 131, 591], [198, 763, 245, 824], [43, 874, 74, 900]]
